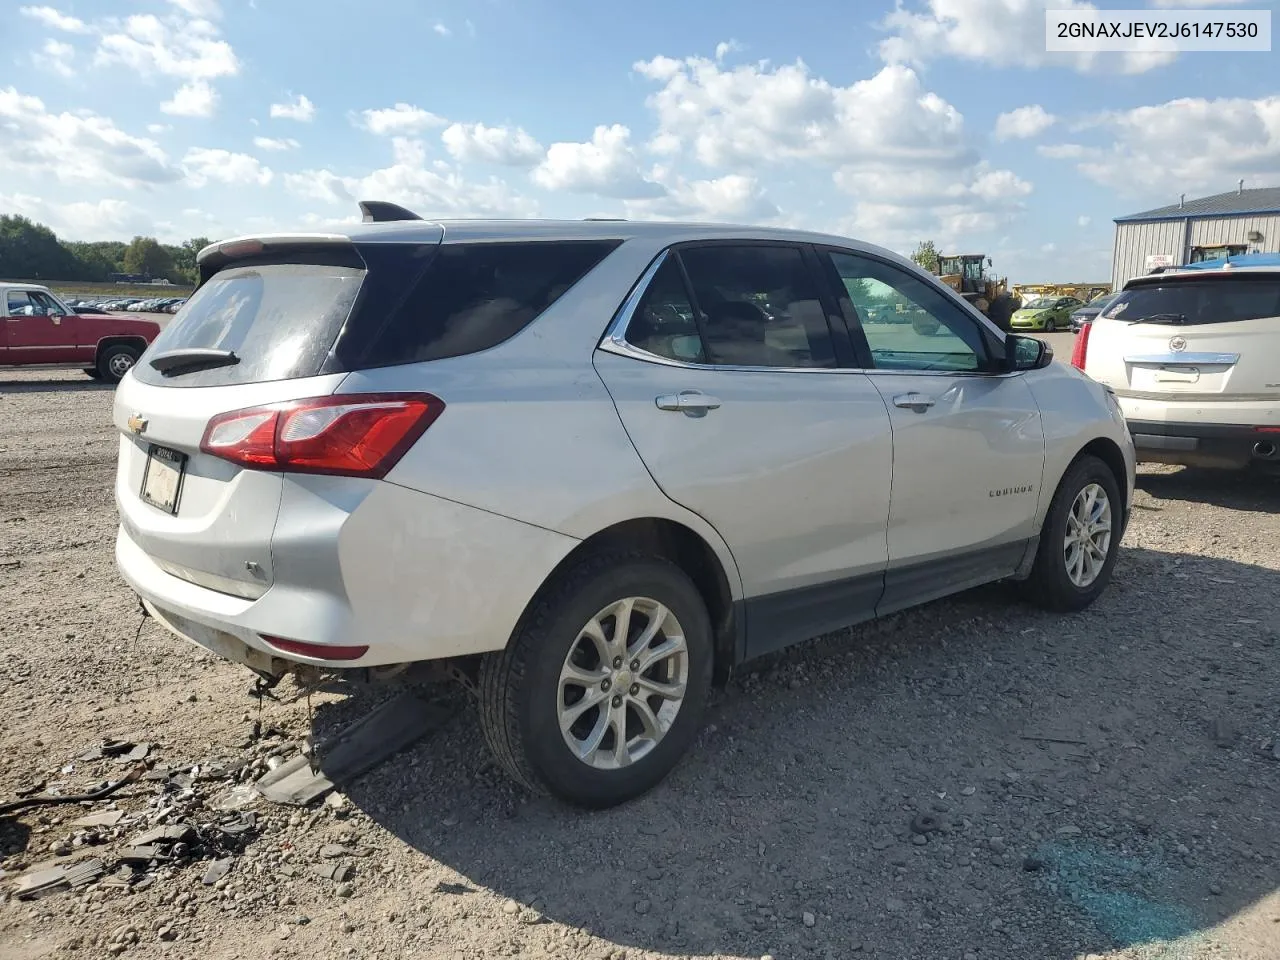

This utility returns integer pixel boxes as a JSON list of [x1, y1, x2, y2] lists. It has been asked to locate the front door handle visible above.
[[893, 393, 936, 412], [655, 390, 721, 416]]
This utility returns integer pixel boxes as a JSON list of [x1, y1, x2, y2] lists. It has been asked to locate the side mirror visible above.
[[1008, 334, 1053, 371]]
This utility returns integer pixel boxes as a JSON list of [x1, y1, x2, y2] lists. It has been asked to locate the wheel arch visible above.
[[1075, 436, 1130, 513], [95, 335, 148, 361], [515, 517, 743, 685]]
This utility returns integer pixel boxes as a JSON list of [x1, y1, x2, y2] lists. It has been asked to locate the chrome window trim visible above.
[[1123, 352, 1240, 365], [597, 246, 1022, 379]]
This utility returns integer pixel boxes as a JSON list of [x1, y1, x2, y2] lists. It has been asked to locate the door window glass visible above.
[[677, 245, 836, 368], [32, 292, 66, 316], [6, 292, 40, 316], [826, 251, 986, 372], [626, 257, 707, 364]]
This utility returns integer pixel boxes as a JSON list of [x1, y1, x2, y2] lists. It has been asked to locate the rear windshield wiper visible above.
[[1124, 313, 1188, 325], [149, 348, 241, 377]]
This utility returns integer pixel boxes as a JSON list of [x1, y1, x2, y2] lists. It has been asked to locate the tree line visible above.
[[0, 214, 209, 286]]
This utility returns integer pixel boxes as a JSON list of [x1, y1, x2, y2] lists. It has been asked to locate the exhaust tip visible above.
[[1253, 441, 1277, 459]]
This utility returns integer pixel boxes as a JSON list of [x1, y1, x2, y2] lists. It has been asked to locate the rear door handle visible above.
[[893, 393, 935, 412], [655, 391, 721, 416]]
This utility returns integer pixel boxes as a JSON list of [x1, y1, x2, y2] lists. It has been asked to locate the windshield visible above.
[[1086, 294, 1118, 310], [1025, 298, 1055, 309], [1101, 277, 1280, 325]]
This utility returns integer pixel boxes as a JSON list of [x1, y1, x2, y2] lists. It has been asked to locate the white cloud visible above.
[[834, 162, 1033, 251], [284, 139, 536, 219], [147, 123, 171, 134], [0, 87, 178, 188], [36, 39, 76, 78], [167, 0, 222, 16], [625, 172, 780, 222], [269, 94, 315, 122], [0, 193, 161, 240], [19, 5, 89, 33], [253, 136, 299, 151], [879, 0, 1177, 75], [1037, 143, 1095, 159], [441, 122, 543, 166], [1065, 95, 1280, 196], [532, 124, 665, 199], [1078, 215, 1091, 227], [994, 105, 1056, 141], [95, 13, 239, 80], [360, 103, 446, 135], [634, 55, 968, 169], [161, 79, 218, 118], [182, 147, 272, 187], [433, 22, 451, 37], [714, 39, 741, 61]]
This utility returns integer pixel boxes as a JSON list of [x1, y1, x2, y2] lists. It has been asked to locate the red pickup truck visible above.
[[1, 283, 162, 383]]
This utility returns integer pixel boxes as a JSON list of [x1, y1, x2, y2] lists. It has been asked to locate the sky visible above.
[[3, 0, 1278, 283]]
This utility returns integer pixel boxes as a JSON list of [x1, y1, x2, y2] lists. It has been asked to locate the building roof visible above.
[[1115, 186, 1280, 223]]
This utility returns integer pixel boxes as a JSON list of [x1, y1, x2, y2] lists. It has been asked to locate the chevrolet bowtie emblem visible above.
[[127, 414, 148, 435]]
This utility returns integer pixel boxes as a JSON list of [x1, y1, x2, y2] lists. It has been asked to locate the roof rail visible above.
[[358, 200, 424, 223], [583, 217, 627, 222]]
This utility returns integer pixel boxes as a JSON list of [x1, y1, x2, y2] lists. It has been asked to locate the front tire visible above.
[[1020, 455, 1122, 612], [478, 553, 713, 808], [97, 344, 140, 384], [1045, 319, 1057, 333], [83, 368, 103, 380]]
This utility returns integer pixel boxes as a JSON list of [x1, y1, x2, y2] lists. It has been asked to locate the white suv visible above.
[[1078, 261, 1280, 470], [114, 203, 1135, 807]]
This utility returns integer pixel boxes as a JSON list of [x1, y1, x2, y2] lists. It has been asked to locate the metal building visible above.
[[1111, 183, 1280, 288]]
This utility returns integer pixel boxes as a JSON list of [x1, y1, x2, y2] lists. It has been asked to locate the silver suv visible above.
[[113, 202, 1135, 807]]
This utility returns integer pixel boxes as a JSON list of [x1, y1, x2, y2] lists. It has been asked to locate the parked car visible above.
[[112, 207, 1135, 808], [1069, 293, 1121, 333], [1, 282, 162, 382], [1076, 259, 1280, 470], [1010, 295, 1084, 333]]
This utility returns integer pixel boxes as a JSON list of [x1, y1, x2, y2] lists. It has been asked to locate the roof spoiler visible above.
[[358, 200, 423, 223]]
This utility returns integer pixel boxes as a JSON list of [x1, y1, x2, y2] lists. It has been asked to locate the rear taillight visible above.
[[1071, 321, 1092, 370], [200, 393, 443, 478]]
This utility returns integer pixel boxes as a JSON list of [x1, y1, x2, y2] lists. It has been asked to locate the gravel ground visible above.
[[1, 368, 1278, 960]]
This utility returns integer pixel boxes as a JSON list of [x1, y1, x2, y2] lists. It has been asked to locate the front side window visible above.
[[32, 292, 67, 316], [676, 245, 836, 369], [826, 251, 987, 372]]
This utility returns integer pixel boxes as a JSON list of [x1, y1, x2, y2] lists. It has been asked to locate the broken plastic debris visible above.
[[202, 858, 233, 885]]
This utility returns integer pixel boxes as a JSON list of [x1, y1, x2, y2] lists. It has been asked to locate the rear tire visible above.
[[1020, 455, 1122, 612], [478, 552, 713, 808], [97, 344, 140, 384]]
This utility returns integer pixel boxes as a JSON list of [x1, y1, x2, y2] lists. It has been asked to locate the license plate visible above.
[[140, 445, 187, 514]]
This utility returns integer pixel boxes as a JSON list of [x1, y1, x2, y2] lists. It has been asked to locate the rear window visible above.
[[1102, 276, 1280, 326], [131, 262, 363, 388], [133, 240, 620, 388]]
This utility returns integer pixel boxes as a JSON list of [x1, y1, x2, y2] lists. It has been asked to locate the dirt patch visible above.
[[2, 369, 1278, 960]]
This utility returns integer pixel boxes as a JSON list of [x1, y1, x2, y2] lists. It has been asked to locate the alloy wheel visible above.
[[557, 597, 688, 770], [1064, 482, 1112, 587]]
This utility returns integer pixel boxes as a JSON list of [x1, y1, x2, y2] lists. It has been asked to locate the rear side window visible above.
[[132, 240, 620, 387], [340, 240, 620, 369], [1103, 277, 1280, 326], [639, 244, 837, 369]]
